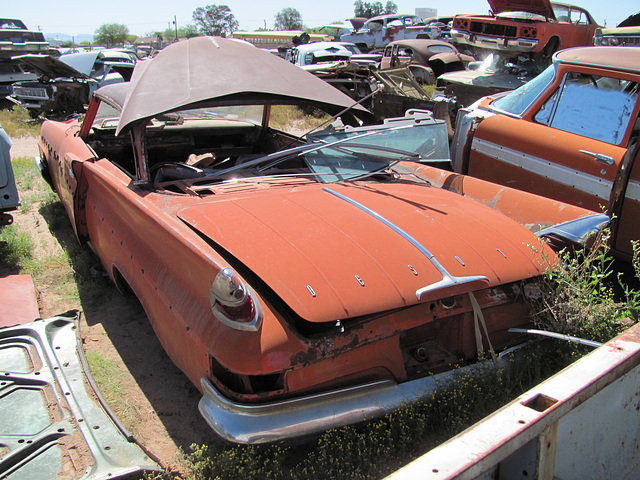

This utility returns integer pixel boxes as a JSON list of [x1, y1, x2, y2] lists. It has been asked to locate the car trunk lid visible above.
[[178, 182, 549, 323]]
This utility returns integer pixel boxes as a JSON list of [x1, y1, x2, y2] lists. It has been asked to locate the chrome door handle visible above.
[[579, 149, 614, 166]]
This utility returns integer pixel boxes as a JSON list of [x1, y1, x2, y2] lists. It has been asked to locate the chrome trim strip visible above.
[[537, 213, 609, 246], [450, 30, 539, 52], [199, 355, 513, 444], [472, 137, 614, 200], [322, 188, 489, 299]]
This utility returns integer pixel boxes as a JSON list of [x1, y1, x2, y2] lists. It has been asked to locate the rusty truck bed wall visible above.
[[386, 323, 640, 480]]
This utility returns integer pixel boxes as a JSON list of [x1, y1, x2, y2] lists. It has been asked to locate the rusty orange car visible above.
[[37, 37, 606, 443], [451, 46, 640, 260], [451, 0, 599, 60]]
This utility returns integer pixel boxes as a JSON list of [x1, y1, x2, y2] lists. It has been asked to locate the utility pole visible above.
[[173, 15, 178, 41]]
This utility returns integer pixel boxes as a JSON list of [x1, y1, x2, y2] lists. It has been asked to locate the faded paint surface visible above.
[[453, 47, 640, 260]]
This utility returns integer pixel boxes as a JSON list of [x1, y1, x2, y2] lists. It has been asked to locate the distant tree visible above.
[[353, 1, 398, 18], [182, 24, 201, 38], [148, 24, 201, 41], [80, 40, 91, 46], [94, 23, 129, 47], [126, 34, 138, 44], [385, 1, 398, 15], [274, 7, 304, 30], [192, 5, 239, 37]]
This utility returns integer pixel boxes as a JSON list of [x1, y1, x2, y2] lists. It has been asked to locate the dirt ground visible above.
[[8, 137, 217, 476]]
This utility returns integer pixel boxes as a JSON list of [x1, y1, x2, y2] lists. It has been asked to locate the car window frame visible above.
[[489, 63, 556, 118], [531, 67, 640, 147]]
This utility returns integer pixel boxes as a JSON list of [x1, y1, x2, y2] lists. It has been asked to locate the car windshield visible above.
[[491, 63, 556, 116], [150, 118, 450, 190], [92, 101, 122, 130], [301, 121, 449, 182]]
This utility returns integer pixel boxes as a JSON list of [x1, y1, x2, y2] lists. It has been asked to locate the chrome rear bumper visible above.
[[199, 358, 508, 444]]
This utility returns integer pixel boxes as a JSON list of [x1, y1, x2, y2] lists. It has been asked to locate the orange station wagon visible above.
[[452, 47, 640, 260], [37, 37, 605, 443]]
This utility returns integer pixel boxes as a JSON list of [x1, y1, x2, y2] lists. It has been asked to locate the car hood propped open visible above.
[[116, 36, 371, 135], [488, 0, 555, 19]]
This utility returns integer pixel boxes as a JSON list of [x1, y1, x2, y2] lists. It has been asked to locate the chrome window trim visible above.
[[471, 137, 614, 200]]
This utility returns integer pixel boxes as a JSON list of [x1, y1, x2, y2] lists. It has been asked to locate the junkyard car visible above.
[[0, 18, 50, 105], [10, 50, 135, 117], [287, 41, 379, 68], [38, 37, 605, 443], [594, 11, 640, 47], [341, 14, 441, 52], [286, 41, 379, 104], [0, 18, 49, 57], [381, 39, 474, 83], [311, 24, 355, 42], [451, 0, 599, 61], [451, 46, 640, 259], [437, 52, 544, 107]]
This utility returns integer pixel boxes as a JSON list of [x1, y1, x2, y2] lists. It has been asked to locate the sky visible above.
[[4, 0, 638, 38]]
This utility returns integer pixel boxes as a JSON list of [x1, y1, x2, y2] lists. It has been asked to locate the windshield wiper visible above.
[[345, 160, 401, 182], [210, 125, 422, 178]]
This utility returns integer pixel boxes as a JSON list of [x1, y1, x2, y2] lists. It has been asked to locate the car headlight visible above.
[[210, 267, 262, 331]]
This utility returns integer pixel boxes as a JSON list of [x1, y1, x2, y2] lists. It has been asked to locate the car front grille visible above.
[[613, 36, 639, 46], [470, 22, 518, 38], [12, 86, 48, 98]]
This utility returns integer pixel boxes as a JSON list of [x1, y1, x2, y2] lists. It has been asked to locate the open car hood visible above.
[[116, 36, 370, 135], [487, 0, 555, 19], [12, 52, 94, 80], [178, 182, 549, 323]]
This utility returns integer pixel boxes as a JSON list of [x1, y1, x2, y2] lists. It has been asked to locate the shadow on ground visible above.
[[38, 199, 217, 457]]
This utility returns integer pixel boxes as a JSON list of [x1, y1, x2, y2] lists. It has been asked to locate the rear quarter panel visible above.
[[40, 120, 95, 237], [79, 159, 309, 388]]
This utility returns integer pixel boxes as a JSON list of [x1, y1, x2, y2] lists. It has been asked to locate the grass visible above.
[[528, 229, 640, 343], [270, 105, 333, 135], [85, 351, 145, 436], [1, 106, 119, 433], [11, 157, 57, 211], [0, 107, 42, 138], [0, 224, 33, 271]]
